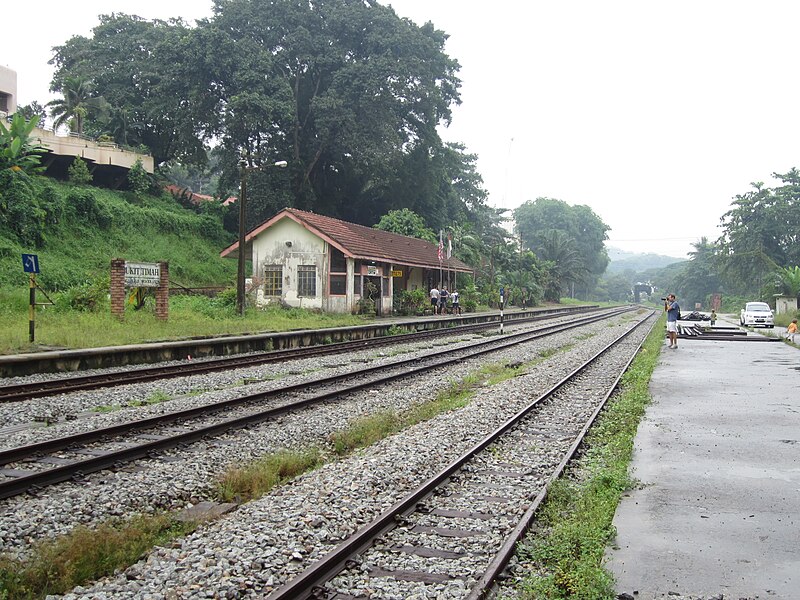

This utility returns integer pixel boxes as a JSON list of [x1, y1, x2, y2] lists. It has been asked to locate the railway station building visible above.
[[220, 208, 473, 315]]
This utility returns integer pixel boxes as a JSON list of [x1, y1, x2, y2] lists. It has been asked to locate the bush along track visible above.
[[499, 314, 664, 599]]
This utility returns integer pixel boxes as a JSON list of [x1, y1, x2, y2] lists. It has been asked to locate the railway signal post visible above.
[[22, 253, 40, 342]]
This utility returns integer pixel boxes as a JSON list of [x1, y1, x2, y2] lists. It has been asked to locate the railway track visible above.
[[0, 306, 601, 404], [0, 307, 635, 501], [266, 310, 655, 599]]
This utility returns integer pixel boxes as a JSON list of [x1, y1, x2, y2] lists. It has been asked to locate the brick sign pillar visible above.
[[156, 261, 169, 321], [110, 258, 126, 319]]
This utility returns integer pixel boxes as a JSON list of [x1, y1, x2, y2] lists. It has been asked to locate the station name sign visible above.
[[125, 262, 161, 288]]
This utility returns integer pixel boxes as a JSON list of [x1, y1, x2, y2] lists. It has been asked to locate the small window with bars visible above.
[[298, 265, 317, 297], [263, 266, 282, 296]]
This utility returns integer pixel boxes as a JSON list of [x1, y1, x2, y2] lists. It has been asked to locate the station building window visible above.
[[329, 248, 347, 296], [298, 265, 317, 297], [264, 266, 282, 296]]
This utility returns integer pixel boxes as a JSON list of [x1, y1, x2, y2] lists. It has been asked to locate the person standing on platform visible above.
[[665, 293, 680, 349], [439, 287, 449, 315], [430, 285, 440, 315], [451, 289, 460, 315]]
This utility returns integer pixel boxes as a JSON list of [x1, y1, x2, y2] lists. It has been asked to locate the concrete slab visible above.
[[606, 334, 800, 599]]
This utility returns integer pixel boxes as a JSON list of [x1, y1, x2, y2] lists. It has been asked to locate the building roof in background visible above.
[[220, 207, 473, 273]]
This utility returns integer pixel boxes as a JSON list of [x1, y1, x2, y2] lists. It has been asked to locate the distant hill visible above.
[[605, 247, 685, 274]]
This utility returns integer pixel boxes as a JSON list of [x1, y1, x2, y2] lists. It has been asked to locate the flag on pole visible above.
[[438, 230, 443, 263], [447, 233, 452, 259]]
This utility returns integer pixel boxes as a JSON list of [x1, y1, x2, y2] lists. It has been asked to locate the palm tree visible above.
[[47, 76, 109, 136], [533, 229, 585, 301]]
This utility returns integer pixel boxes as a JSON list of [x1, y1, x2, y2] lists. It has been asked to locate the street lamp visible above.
[[237, 157, 288, 316]]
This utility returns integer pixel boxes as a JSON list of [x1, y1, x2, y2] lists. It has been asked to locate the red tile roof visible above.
[[221, 207, 473, 273]]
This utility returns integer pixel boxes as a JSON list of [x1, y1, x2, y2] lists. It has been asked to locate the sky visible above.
[[3, 1, 799, 259]]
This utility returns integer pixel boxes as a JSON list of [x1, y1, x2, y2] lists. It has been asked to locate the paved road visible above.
[[606, 327, 799, 599]]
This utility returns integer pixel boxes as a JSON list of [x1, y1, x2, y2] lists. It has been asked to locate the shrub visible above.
[[66, 189, 111, 228], [128, 158, 150, 196], [0, 170, 46, 247], [212, 287, 237, 310], [67, 158, 93, 185], [55, 276, 110, 312], [394, 289, 427, 315]]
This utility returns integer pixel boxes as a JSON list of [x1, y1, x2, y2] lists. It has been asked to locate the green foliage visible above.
[[0, 170, 46, 246], [128, 158, 150, 195], [54, 276, 109, 312], [515, 198, 610, 298], [15, 101, 48, 123], [374, 208, 436, 242], [67, 157, 93, 184], [0, 113, 47, 174], [394, 288, 428, 315], [0, 514, 195, 598], [216, 448, 322, 503], [46, 75, 110, 135], [66, 189, 111, 228], [775, 266, 800, 297]]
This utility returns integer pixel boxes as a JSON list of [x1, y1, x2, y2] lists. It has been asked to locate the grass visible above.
[[215, 447, 323, 504], [0, 514, 196, 599], [504, 315, 663, 599], [0, 288, 371, 354]]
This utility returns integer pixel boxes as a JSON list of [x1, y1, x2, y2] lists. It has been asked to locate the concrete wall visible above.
[[0, 66, 17, 115], [775, 296, 797, 315], [34, 127, 154, 173], [252, 218, 326, 310]]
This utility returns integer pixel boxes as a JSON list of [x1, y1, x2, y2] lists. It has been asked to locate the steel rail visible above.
[[0, 307, 636, 500], [266, 310, 655, 599], [0, 306, 602, 403], [0, 307, 627, 467], [465, 312, 657, 599]]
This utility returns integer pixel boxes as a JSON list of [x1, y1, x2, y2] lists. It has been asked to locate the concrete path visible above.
[[606, 329, 800, 599]]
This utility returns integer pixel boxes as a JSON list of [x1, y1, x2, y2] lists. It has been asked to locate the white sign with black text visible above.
[[125, 262, 161, 288]]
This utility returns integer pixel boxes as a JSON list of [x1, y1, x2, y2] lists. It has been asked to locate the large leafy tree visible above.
[[514, 197, 609, 297], [49, 14, 211, 163], [206, 0, 462, 219], [716, 178, 793, 295], [672, 237, 722, 307]]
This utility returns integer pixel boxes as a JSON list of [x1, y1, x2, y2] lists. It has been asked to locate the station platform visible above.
[[606, 327, 799, 599]]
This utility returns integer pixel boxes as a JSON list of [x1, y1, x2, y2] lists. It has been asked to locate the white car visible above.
[[740, 302, 774, 328]]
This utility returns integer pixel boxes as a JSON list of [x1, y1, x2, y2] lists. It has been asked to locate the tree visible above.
[[50, 14, 210, 163], [532, 229, 585, 301], [716, 178, 796, 295], [672, 237, 721, 308], [15, 101, 48, 123], [514, 197, 609, 297], [47, 76, 109, 135], [374, 208, 436, 242], [206, 0, 462, 219]]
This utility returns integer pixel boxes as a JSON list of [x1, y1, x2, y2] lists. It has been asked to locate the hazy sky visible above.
[[3, 1, 798, 258]]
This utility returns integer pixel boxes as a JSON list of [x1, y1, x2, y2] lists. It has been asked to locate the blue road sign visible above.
[[22, 254, 40, 274]]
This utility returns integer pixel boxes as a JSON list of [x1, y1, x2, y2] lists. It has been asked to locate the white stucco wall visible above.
[[251, 218, 325, 310], [0, 66, 17, 115], [775, 296, 797, 315]]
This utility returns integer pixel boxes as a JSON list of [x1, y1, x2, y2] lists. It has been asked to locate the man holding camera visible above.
[[665, 293, 680, 348]]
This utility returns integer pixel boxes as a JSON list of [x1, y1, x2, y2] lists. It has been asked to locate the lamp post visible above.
[[237, 157, 288, 316]]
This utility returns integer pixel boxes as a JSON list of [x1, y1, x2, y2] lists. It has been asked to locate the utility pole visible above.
[[236, 156, 288, 316]]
